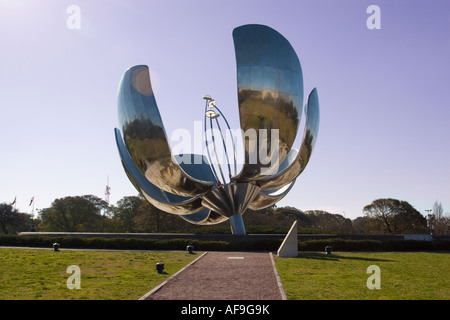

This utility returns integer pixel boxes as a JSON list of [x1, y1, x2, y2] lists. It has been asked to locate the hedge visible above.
[[298, 238, 450, 252], [0, 235, 280, 251], [0, 235, 449, 252]]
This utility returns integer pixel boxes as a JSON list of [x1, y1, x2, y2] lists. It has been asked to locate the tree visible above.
[[133, 199, 166, 233], [0, 203, 33, 234], [112, 196, 144, 232], [392, 205, 428, 233], [39, 196, 104, 231], [110, 195, 200, 233], [363, 198, 398, 233], [274, 206, 311, 227], [305, 210, 353, 233], [352, 216, 384, 234], [134, 198, 201, 233], [430, 201, 450, 235], [435, 214, 450, 235], [363, 198, 428, 234], [243, 207, 277, 229], [82, 194, 112, 216]]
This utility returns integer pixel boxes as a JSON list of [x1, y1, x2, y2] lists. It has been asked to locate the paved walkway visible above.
[[140, 251, 286, 300]]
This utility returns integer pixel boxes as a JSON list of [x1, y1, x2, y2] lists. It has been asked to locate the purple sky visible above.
[[1, 0, 449, 220]]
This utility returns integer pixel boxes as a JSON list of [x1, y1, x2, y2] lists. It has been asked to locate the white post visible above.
[[277, 220, 298, 257]]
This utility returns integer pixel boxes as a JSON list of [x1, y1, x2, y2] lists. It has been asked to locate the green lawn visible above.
[[0, 248, 448, 300], [0, 248, 200, 300], [274, 252, 450, 300]]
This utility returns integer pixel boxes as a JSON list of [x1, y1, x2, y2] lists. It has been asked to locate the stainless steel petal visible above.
[[272, 148, 299, 174], [201, 183, 261, 218], [248, 181, 295, 210], [232, 24, 303, 181], [174, 153, 218, 184], [179, 209, 228, 225], [117, 65, 214, 197], [255, 88, 320, 191], [115, 128, 205, 215]]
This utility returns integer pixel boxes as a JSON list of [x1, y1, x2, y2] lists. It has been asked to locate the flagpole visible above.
[[29, 196, 35, 217], [12, 196, 17, 211]]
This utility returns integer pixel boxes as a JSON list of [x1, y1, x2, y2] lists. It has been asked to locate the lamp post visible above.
[[425, 209, 434, 235]]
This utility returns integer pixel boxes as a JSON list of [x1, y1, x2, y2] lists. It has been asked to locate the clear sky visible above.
[[1, 0, 449, 221]]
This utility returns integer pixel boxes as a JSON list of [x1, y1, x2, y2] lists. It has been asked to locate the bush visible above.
[[1, 234, 449, 252], [297, 238, 450, 252]]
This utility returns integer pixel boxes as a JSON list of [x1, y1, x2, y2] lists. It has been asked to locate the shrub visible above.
[[1, 234, 449, 252]]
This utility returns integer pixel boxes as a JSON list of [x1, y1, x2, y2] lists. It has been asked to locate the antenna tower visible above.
[[105, 176, 111, 204]]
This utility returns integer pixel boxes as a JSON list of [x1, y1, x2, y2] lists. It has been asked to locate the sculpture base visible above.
[[230, 214, 246, 235]]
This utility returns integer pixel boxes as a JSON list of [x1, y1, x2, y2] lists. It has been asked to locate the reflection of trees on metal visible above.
[[114, 24, 320, 234]]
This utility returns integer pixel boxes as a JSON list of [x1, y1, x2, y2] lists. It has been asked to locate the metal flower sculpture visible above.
[[114, 24, 319, 234]]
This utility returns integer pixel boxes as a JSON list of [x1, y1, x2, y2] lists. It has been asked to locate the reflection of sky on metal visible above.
[[1, 0, 449, 220]]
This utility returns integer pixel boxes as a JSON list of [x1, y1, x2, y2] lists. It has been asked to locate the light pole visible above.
[[425, 209, 434, 235]]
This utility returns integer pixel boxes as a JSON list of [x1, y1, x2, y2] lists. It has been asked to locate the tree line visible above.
[[1, 195, 449, 235]]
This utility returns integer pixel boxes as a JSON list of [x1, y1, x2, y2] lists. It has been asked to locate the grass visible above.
[[274, 252, 450, 300], [0, 248, 200, 300], [0, 248, 448, 300]]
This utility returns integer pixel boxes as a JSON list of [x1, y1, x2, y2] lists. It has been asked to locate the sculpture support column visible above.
[[230, 214, 246, 235]]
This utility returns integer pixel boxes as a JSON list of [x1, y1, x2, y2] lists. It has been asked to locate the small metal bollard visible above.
[[53, 243, 60, 252], [325, 246, 332, 255], [156, 262, 165, 274], [186, 245, 194, 254]]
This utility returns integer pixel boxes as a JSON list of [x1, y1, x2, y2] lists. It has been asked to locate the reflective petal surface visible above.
[[232, 24, 303, 181], [254, 88, 320, 190], [201, 183, 261, 218], [117, 65, 214, 197], [114, 25, 320, 235], [179, 209, 228, 225], [115, 128, 205, 215], [248, 181, 295, 210]]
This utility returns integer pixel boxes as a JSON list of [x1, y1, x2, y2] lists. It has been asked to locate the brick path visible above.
[[140, 251, 286, 300]]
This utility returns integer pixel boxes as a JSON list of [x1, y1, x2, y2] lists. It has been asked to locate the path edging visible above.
[[269, 252, 288, 300], [138, 252, 208, 300]]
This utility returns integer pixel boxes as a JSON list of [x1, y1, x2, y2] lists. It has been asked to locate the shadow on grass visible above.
[[296, 252, 395, 262]]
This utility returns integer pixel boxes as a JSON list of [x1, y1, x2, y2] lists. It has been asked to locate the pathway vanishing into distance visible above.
[[140, 251, 287, 300]]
